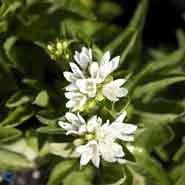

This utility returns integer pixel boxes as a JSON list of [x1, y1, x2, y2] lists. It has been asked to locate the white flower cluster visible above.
[[59, 111, 137, 168], [59, 47, 137, 168], [63, 47, 128, 111]]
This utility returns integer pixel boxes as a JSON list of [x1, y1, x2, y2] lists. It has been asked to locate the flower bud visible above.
[[73, 138, 85, 146]]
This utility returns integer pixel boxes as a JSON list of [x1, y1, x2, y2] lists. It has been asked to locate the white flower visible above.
[[65, 92, 87, 112], [102, 79, 128, 101], [74, 47, 92, 70], [58, 112, 86, 135], [87, 52, 119, 83], [58, 112, 137, 167], [76, 140, 100, 167], [76, 78, 96, 98], [93, 51, 120, 83], [63, 47, 128, 111], [110, 111, 137, 141]]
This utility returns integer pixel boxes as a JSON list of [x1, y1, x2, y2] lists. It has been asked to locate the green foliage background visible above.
[[0, 0, 185, 184]]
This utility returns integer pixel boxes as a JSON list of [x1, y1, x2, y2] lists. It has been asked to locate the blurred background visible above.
[[0, 0, 185, 184], [114, 0, 185, 47]]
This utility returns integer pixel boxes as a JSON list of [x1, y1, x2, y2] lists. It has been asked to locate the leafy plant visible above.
[[0, 0, 185, 185]]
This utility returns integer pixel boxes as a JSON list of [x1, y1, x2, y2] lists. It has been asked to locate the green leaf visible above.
[[0, 148, 34, 170], [129, 168, 145, 185], [63, 166, 93, 185], [5, 40, 50, 79], [37, 126, 65, 135], [0, 19, 8, 33], [131, 148, 171, 185], [173, 139, 185, 162], [0, 127, 22, 143], [0, 51, 17, 94], [135, 111, 179, 125], [1, 105, 35, 127], [135, 123, 174, 152], [1, 139, 38, 162], [47, 160, 76, 185], [104, 0, 148, 64], [26, 131, 39, 153], [133, 76, 185, 102], [48, 0, 96, 20], [96, 1, 122, 21], [175, 164, 185, 185], [33, 90, 49, 107], [37, 126, 74, 143], [3, 36, 18, 64], [36, 114, 58, 125], [133, 98, 184, 114], [170, 162, 185, 182], [6, 91, 31, 108], [176, 29, 185, 48], [145, 48, 185, 74], [149, 48, 167, 60], [101, 162, 125, 185], [0, 1, 22, 17], [129, 48, 185, 91]]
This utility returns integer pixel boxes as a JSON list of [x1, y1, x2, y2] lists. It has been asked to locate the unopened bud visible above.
[[56, 42, 63, 51], [47, 45, 53, 51], [62, 41, 68, 49], [73, 138, 84, 146]]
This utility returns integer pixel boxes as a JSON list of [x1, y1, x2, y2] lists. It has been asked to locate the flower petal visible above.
[[116, 88, 128, 97], [112, 79, 127, 86], [102, 80, 128, 102], [74, 47, 92, 70], [99, 62, 112, 80], [78, 144, 93, 166], [66, 100, 76, 109], [111, 123, 137, 134], [100, 51, 110, 66], [91, 146, 100, 168], [65, 112, 79, 123], [76, 145, 86, 154], [121, 124, 137, 134], [65, 84, 77, 91], [118, 135, 135, 142], [82, 47, 92, 61], [102, 83, 119, 101], [65, 93, 87, 111], [77, 113, 86, 125], [87, 116, 102, 132], [112, 143, 125, 158], [76, 79, 96, 97], [58, 121, 72, 130], [89, 62, 99, 79], [115, 112, 127, 123], [63, 72, 76, 82], [65, 92, 78, 99], [69, 62, 84, 78], [110, 56, 120, 71], [100, 142, 116, 162]]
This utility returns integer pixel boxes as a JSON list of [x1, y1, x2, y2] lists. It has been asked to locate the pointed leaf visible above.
[[0, 127, 22, 144], [1, 105, 35, 127], [47, 160, 76, 185], [0, 148, 34, 170], [33, 90, 49, 107]]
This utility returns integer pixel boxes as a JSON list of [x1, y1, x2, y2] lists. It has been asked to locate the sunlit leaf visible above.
[[47, 160, 76, 185]]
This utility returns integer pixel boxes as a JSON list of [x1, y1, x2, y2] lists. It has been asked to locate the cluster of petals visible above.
[[63, 47, 128, 111], [58, 111, 137, 167]]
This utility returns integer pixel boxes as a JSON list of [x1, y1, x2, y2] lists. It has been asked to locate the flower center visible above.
[[85, 133, 95, 141], [86, 82, 95, 93]]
